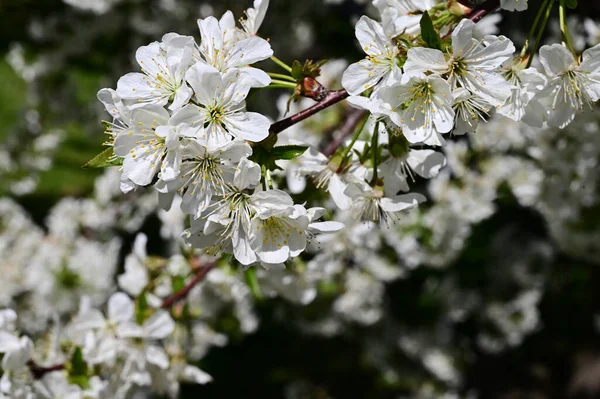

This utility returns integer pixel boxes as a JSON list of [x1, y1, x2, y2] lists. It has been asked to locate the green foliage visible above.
[[420, 11, 442, 50]]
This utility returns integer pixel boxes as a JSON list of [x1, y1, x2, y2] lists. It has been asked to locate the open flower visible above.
[[170, 63, 270, 149], [197, 13, 273, 86], [344, 181, 426, 226], [249, 190, 311, 265], [239, 0, 269, 37], [538, 43, 600, 128], [112, 105, 184, 187], [451, 88, 492, 134], [403, 19, 515, 106], [342, 16, 402, 95], [380, 148, 447, 195], [376, 73, 454, 145], [374, 0, 439, 37], [117, 34, 195, 111], [178, 140, 252, 218]]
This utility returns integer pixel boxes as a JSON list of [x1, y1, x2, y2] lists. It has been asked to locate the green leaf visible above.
[[565, 0, 577, 8], [81, 147, 123, 169], [270, 145, 308, 160], [291, 60, 303, 81], [70, 347, 87, 377], [420, 11, 441, 50]]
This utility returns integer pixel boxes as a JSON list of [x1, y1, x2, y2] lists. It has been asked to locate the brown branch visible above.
[[161, 261, 216, 309], [466, 0, 501, 24], [323, 109, 368, 157], [27, 360, 65, 379], [269, 89, 350, 136]]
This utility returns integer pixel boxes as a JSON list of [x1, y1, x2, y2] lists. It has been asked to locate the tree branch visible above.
[[269, 89, 350, 136], [161, 261, 216, 309], [323, 109, 368, 157], [27, 360, 65, 379], [465, 0, 501, 24]]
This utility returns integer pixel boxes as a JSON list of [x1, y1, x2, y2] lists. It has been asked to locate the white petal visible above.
[[234, 158, 261, 189], [406, 149, 447, 178], [355, 16, 391, 57], [539, 44, 575, 76], [580, 43, 600, 74], [238, 66, 271, 87], [145, 345, 169, 369], [185, 62, 222, 105], [116, 72, 161, 102], [224, 112, 270, 142], [251, 189, 294, 216], [183, 365, 213, 384], [70, 310, 106, 332], [227, 36, 273, 67], [144, 310, 175, 339], [169, 84, 193, 111], [169, 104, 205, 127], [233, 227, 257, 266], [328, 173, 352, 210], [342, 59, 389, 95], [380, 193, 426, 212], [404, 47, 447, 75], [108, 292, 135, 323], [131, 105, 170, 127], [308, 221, 345, 233], [116, 322, 145, 338], [452, 19, 476, 55]]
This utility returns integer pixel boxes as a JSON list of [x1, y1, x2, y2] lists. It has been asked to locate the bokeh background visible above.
[[3, 0, 600, 398]]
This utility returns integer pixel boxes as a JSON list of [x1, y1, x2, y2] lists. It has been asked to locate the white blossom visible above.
[[538, 43, 600, 128], [341, 16, 402, 95]]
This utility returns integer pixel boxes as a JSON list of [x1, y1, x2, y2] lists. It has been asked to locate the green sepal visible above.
[[82, 147, 123, 169], [420, 11, 442, 50], [301, 59, 329, 78], [291, 60, 303, 81], [565, 0, 577, 8]]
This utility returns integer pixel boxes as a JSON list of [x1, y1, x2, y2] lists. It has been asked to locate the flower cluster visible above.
[[4, 0, 600, 397], [98, 0, 344, 270]]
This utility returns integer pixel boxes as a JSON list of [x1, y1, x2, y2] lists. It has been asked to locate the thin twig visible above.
[[465, 0, 500, 24], [161, 262, 216, 309], [27, 360, 65, 379], [269, 89, 350, 135], [323, 109, 368, 156]]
